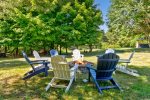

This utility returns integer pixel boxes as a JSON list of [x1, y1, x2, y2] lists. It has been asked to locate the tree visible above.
[[0, 0, 103, 56], [72, 0, 103, 51], [107, 0, 150, 47]]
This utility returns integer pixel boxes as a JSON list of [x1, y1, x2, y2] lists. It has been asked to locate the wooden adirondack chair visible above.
[[72, 49, 84, 61], [33, 50, 49, 60], [45, 55, 78, 93], [87, 53, 121, 94], [49, 49, 58, 57], [119, 51, 135, 68], [22, 51, 50, 80], [116, 51, 139, 77], [33, 50, 52, 69]]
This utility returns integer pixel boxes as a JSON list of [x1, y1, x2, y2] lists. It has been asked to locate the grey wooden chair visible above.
[[119, 51, 135, 68], [117, 51, 139, 77], [45, 55, 78, 93], [33, 50, 52, 69], [33, 50, 49, 60]]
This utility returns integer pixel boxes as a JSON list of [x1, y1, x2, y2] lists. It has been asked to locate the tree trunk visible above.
[[43, 46, 46, 55], [56, 45, 59, 52], [4, 46, 7, 53], [59, 45, 62, 54], [65, 46, 68, 53], [30, 48, 33, 56], [15, 47, 19, 57], [89, 44, 92, 52], [50, 41, 54, 49], [75, 45, 78, 49]]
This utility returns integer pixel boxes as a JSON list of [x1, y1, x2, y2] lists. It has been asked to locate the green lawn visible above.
[[0, 48, 150, 100]]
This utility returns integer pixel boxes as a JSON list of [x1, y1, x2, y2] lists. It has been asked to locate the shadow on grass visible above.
[[0, 61, 150, 99], [0, 71, 54, 99], [0, 60, 28, 70], [114, 65, 150, 98]]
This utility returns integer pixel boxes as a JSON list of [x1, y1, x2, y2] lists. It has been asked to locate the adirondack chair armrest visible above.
[[30, 60, 50, 65], [41, 61, 50, 65], [86, 64, 96, 71], [119, 59, 130, 63], [58, 62, 68, 64], [70, 63, 78, 71], [36, 57, 49, 61], [72, 54, 84, 56], [97, 69, 115, 72], [32, 60, 47, 62]]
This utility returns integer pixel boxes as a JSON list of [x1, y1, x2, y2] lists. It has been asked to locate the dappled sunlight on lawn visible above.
[[139, 76, 149, 83], [118, 52, 150, 67], [0, 48, 150, 99]]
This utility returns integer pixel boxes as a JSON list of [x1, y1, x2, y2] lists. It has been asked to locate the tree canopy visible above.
[[107, 0, 150, 47], [0, 0, 103, 55]]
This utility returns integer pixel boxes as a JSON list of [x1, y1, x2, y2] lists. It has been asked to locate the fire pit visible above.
[[69, 60, 94, 81]]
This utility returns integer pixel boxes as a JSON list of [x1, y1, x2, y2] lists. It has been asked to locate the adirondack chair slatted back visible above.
[[128, 51, 135, 61], [97, 53, 119, 78], [22, 51, 35, 71], [33, 50, 40, 59], [51, 55, 70, 80], [50, 49, 58, 57], [72, 49, 84, 61]]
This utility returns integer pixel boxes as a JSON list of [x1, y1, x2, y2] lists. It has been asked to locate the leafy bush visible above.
[[101, 42, 120, 49]]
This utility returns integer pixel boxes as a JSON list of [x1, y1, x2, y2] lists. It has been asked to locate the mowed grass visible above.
[[0, 48, 150, 99]]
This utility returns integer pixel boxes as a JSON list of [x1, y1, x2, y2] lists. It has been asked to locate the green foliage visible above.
[[107, 0, 150, 47], [102, 42, 120, 49], [0, 0, 103, 55]]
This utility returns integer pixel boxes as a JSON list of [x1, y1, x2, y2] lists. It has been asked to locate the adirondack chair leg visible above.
[[45, 71, 48, 76], [74, 74, 76, 82], [94, 80, 103, 94], [45, 78, 55, 91], [88, 70, 91, 82], [65, 77, 75, 93], [125, 63, 128, 68], [110, 79, 122, 90], [44, 63, 49, 76], [74, 67, 78, 82], [74, 71, 77, 82], [91, 76, 103, 94], [44, 68, 48, 77]]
